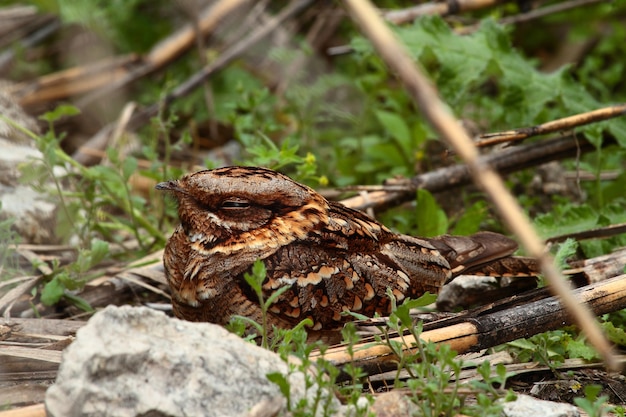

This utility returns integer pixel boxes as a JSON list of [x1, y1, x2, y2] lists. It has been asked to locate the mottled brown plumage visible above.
[[157, 166, 535, 342]]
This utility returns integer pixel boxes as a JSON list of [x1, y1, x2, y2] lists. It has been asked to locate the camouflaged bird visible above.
[[157, 166, 536, 342]]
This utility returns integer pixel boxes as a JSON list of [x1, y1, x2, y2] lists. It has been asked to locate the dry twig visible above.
[[340, 132, 605, 211], [10, 0, 249, 109], [459, 0, 609, 33], [315, 274, 626, 375], [547, 223, 626, 244], [476, 104, 626, 147], [383, 0, 501, 24], [0, 404, 46, 417]]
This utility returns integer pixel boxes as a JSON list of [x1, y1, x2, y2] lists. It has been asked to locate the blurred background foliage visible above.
[[4, 0, 626, 258]]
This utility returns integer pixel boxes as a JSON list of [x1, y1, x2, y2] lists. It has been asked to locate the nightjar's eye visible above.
[[221, 199, 250, 209]]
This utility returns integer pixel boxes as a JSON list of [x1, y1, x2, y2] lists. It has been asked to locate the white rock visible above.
[[502, 394, 579, 417], [45, 305, 343, 417]]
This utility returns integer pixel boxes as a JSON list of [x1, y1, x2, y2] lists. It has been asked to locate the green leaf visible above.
[[566, 338, 599, 361], [63, 292, 94, 313], [243, 259, 266, 295], [415, 189, 448, 237], [265, 285, 291, 307], [266, 372, 291, 400], [87, 165, 119, 183], [375, 110, 410, 147], [602, 321, 626, 346], [390, 293, 436, 330], [230, 315, 262, 335], [507, 338, 537, 350], [553, 239, 578, 270], [452, 201, 487, 235], [251, 259, 266, 279], [41, 276, 66, 306], [403, 292, 438, 309], [89, 239, 110, 267], [39, 105, 80, 123], [122, 157, 138, 181], [534, 204, 599, 239]]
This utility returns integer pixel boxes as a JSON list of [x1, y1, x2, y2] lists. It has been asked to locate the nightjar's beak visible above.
[[155, 181, 185, 194]]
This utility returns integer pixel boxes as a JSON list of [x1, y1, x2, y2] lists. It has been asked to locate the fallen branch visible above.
[[476, 104, 626, 147], [0, 404, 45, 417], [316, 273, 626, 376], [383, 0, 502, 24], [458, 0, 608, 34], [10, 0, 249, 108], [547, 223, 626, 245], [341, 132, 608, 211]]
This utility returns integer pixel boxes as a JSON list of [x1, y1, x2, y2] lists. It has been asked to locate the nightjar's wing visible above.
[[259, 241, 446, 332], [428, 232, 517, 272], [257, 202, 452, 332]]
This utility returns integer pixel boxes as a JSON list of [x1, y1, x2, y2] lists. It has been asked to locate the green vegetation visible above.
[[3, 1, 626, 415]]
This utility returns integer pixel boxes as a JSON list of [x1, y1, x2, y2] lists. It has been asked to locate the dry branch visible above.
[[457, 0, 608, 35], [9, 0, 249, 108], [76, 0, 251, 109], [486, 0, 606, 26], [0, 276, 42, 320], [0, 318, 82, 410], [340, 132, 606, 211], [10, 54, 139, 107], [383, 0, 501, 24], [316, 274, 626, 376], [0, 404, 46, 417], [476, 104, 626, 147], [566, 247, 626, 285], [547, 223, 626, 245]]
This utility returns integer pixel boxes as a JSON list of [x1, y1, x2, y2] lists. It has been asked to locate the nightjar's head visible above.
[[156, 167, 329, 244]]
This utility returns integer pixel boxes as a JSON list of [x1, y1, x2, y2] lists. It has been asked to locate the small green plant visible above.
[[266, 350, 344, 417], [470, 361, 517, 401], [226, 86, 323, 186], [574, 384, 612, 417], [0, 203, 20, 277], [375, 290, 512, 416], [613, 405, 626, 417], [507, 329, 600, 373], [39, 238, 108, 310], [23, 105, 166, 250], [338, 322, 370, 408], [274, 325, 373, 417], [231, 259, 309, 349], [16, 104, 181, 310]]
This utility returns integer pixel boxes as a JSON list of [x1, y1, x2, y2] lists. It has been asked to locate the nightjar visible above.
[[157, 166, 535, 342]]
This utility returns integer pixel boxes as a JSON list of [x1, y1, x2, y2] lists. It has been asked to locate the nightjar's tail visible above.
[[427, 231, 540, 281]]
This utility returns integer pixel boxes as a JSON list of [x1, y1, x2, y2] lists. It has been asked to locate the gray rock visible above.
[[45, 305, 343, 417], [370, 391, 416, 417], [0, 87, 40, 145], [436, 275, 499, 311], [502, 394, 579, 417]]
